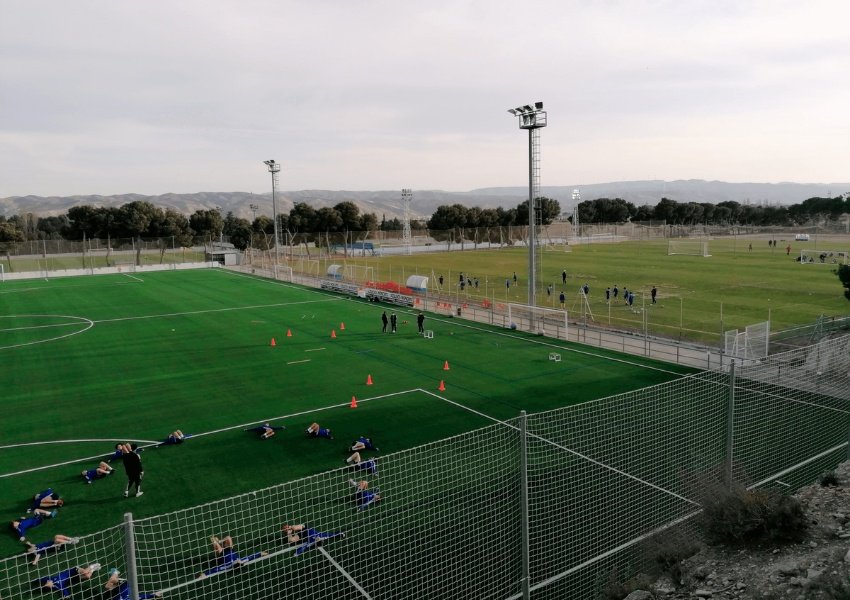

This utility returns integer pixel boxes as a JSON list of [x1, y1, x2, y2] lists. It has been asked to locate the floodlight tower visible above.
[[507, 102, 547, 308], [571, 189, 581, 239], [401, 188, 413, 255], [263, 160, 281, 279]]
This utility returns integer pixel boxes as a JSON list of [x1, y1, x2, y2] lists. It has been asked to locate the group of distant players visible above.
[[245, 419, 383, 511]]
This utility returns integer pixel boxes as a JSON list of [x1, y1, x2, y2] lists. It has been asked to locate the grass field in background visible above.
[[317, 235, 850, 343], [0, 269, 692, 558]]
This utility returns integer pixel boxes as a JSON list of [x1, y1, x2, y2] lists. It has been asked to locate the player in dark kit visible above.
[[121, 444, 144, 498]]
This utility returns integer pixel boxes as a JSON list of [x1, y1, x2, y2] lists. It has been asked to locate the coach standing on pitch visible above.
[[121, 444, 144, 498]]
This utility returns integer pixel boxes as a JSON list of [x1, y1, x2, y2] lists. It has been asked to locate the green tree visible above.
[[838, 264, 850, 302]]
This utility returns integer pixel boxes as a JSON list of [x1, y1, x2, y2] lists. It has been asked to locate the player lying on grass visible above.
[[103, 568, 162, 599], [282, 524, 345, 556], [245, 422, 285, 439], [29, 488, 64, 511], [348, 480, 381, 511], [159, 430, 190, 446], [82, 461, 114, 484], [26, 534, 79, 565], [32, 562, 99, 597], [349, 436, 379, 452], [306, 422, 333, 439], [197, 535, 268, 579], [11, 509, 57, 542], [344, 452, 378, 475]]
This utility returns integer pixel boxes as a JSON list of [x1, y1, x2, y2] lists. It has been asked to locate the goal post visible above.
[[724, 320, 770, 360], [507, 303, 569, 340], [0, 263, 4, 282], [799, 249, 849, 265], [343, 264, 375, 283], [667, 240, 711, 257]]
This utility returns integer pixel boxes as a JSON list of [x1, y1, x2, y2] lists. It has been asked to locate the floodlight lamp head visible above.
[[523, 105, 532, 111], [507, 108, 517, 115], [534, 101, 543, 109]]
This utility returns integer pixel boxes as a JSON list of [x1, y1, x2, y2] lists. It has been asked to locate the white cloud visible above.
[[1, 0, 849, 196]]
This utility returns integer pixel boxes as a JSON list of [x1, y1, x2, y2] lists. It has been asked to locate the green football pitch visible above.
[[0, 269, 693, 558]]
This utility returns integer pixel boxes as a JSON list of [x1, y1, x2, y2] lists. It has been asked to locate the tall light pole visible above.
[[263, 160, 281, 279], [508, 102, 547, 309]]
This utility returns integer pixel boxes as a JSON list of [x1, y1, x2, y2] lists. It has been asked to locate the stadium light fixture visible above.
[[507, 101, 547, 310], [263, 160, 281, 280]]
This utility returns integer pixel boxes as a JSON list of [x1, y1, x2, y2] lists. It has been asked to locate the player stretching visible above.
[[282, 524, 345, 556], [29, 488, 64, 511], [12, 509, 57, 542], [349, 436, 379, 452], [103, 568, 162, 599], [344, 452, 378, 476], [306, 422, 333, 439], [197, 536, 267, 579], [26, 534, 79, 565], [33, 563, 99, 597], [160, 430, 190, 446], [245, 422, 285, 440], [349, 479, 381, 511], [82, 461, 114, 484]]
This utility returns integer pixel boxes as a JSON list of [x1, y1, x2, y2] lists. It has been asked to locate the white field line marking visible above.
[[122, 273, 144, 282], [304, 347, 326, 352], [319, 547, 373, 599], [0, 438, 159, 451], [419, 388, 700, 508], [92, 297, 341, 325], [0, 315, 94, 350], [504, 509, 706, 600], [287, 359, 311, 365], [0, 389, 420, 479], [389, 308, 684, 377], [155, 546, 298, 596]]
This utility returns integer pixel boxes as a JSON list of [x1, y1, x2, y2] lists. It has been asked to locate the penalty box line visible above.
[[318, 547, 373, 599], [418, 389, 700, 509], [0, 390, 421, 480]]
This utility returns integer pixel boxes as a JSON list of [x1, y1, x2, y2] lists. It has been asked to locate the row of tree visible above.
[[1, 195, 846, 249], [575, 195, 849, 226]]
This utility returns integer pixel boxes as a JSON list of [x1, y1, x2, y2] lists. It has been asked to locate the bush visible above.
[[701, 485, 807, 545], [644, 528, 702, 584], [819, 470, 839, 487]]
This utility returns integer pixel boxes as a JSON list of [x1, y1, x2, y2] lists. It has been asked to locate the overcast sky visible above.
[[1, 0, 849, 197]]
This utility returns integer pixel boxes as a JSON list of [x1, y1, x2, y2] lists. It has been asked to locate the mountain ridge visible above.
[[2, 180, 847, 221]]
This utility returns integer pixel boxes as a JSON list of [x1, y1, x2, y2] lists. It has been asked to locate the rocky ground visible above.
[[626, 462, 850, 600]]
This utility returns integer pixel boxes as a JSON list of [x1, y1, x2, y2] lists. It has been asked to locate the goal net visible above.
[[343, 264, 375, 283], [294, 258, 320, 277], [724, 320, 770, 360], [799, 249, 849, 265], [507, 303, 569, 339], [667, 240, 710, 257]]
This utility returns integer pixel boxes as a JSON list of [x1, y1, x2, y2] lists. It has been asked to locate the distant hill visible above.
[[2, 180, 847, 221]]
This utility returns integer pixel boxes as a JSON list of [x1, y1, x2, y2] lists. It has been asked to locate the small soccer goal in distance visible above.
[[507, 303, 569, 339], [667, 240, 711, 257]]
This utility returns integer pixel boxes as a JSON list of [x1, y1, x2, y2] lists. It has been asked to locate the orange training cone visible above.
[[443, 360, 450, 371], [350, 396, 358, 408], [270, 337, 277, 347], [438, 380, 446, 392], [340, 322, 346, 331], [286, 329, 292, 337], [331, 330, 337, 339], [366, 374, 373, 385]]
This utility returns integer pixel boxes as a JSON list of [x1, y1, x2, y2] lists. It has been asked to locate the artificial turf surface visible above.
[[0, 268, 693, 559]]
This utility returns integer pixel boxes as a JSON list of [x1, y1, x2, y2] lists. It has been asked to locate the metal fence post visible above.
[[124, 512, 140, 600], [724, 361, 736, 488], [519, 410, 531, 600]]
